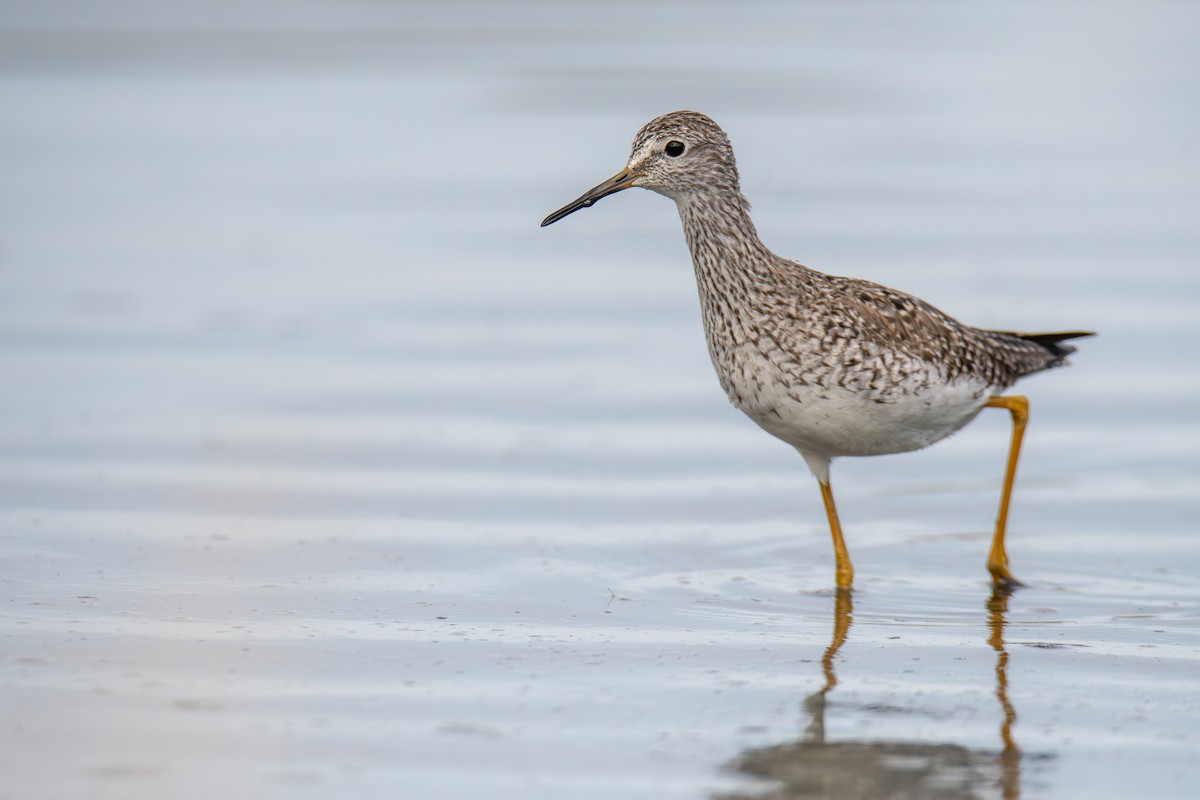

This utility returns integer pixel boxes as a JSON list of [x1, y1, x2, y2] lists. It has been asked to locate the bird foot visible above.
[[989, 566, 1025, 593]]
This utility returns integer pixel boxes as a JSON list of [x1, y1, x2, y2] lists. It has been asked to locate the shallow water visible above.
[[2, 2, 1199, 799]]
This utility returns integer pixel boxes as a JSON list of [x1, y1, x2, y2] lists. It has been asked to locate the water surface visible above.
[[2, 2, 1199, 798]]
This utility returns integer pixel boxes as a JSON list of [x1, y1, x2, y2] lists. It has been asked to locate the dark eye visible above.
[[664, 140, 685, 157]]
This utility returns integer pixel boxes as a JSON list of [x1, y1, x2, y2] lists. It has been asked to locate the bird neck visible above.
[[675, 189, 782, 319]]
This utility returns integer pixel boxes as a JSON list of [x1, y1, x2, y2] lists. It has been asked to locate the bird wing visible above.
[[830, 276, 1091, 386]]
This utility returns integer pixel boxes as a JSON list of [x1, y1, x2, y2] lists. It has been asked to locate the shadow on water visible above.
[[719, 589, 1032, 800]]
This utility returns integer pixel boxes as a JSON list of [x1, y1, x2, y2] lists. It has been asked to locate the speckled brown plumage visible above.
[[542, 110, 1093, 588], [651, 111, 1085, 398]]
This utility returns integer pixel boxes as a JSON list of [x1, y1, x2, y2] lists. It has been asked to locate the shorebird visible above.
[[541, 111, 1092, 590]]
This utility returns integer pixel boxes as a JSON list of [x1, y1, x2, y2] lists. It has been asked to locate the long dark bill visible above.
[[540, 169, 634, 227]]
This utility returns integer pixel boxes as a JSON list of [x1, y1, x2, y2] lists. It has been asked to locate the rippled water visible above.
[[2, 2, 1199, 799]]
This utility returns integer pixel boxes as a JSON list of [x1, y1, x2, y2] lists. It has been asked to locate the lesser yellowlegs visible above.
[[541, 111, 1092, 589]]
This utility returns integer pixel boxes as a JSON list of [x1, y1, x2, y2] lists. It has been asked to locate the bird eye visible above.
[[664, 140, 686, 157]]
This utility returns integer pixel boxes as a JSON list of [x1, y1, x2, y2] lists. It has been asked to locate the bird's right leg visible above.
[[802, 452, 854, 589], [819, 480, 855, 588]]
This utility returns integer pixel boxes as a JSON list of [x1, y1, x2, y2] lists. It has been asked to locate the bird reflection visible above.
[[721, 589, 1025, 799], [988, 587, 1022, 799], [801, 588, 853, 744]]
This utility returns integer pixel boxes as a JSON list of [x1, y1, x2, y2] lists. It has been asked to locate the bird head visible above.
[[541, 110, 741, 227]]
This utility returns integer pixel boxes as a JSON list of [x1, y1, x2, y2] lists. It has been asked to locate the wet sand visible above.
[[2, 2, 1199, 798]]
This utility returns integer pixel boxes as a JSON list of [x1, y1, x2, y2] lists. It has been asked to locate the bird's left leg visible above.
[[984, 395, 1029, 589]]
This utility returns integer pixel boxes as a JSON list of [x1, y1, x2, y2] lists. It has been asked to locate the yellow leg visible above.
[[818, 479, 855, 588], [984, 395, 1029, 589]]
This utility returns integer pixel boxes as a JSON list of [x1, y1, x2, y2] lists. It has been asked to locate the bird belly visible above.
[[720, 350, 994, 457]]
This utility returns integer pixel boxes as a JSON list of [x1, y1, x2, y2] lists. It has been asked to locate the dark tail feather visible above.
[[1019, 330, 1095, 357], [982, 329, 1094, 378]]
